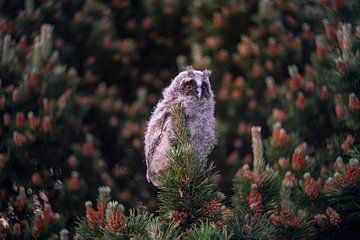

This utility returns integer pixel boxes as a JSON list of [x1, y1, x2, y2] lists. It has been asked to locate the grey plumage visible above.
[[144, 66, 216, 186]]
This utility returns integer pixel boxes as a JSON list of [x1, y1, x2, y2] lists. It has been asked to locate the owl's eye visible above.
[[184, 82, 195, 91]]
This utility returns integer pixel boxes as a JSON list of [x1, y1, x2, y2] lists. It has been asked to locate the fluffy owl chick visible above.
[[144, 66, 216, 186]]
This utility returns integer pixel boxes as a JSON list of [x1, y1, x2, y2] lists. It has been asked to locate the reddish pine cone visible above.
[[283, 171, 298, 188], [171, 211, 189, 225], [341, 135, 354, 154], [43, 204, 56, 223], [251, 63, 263, 78], [215, 220, 225, 230], [272, 125, 288, 148], [332, 0, 345, 11], [265, 60, 275, 73], [271, 208, 301, 227], [68, 172, 81, 191], [336, 60, 349, 73], [324, 177, 334, 191], [42, 116, 52, 133], [289, 74, 304, 92], [266, 38, 282, 57], [241, 164, 254, 182], [14, 197, 26, 211], [42, 98, 51, 113], [287, 215, 301, 228], [295, 92, 307, 110], [272, 108, 287, 123], [247, 184, 262, 215], [349, 93, 360, 111], [326, 207, 341, 226], [291, 144, 307, 171], [34, 215, 45, 231], [28, 112, 38, 130], [106, 212, 126, 233], [319, 86, 329, 100], [344, 159, 360, 187], [315, 40, 326, 60], [334, 172, 346, 188], [212, 12, 224, 29], [335, 95, 345, 119], [305, 64, 315, 77], [25, 74, 39, 89], [82, 139, 95, 158], [302, 23, 312, 42], [85, 202, 105, 229], [278, 157, 288, 169], [304, 173, 320, 198], [202, 199, 222, 218], [314, 214, 328, 227], [15, 112, 25, 129], [334, 157, 344, 172], [32, 228, 40, 238], [13, 131, 26, 146]]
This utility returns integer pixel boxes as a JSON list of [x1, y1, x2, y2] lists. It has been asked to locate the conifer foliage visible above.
[[1, 0, 360, 239], [76, 103, 229, 239]]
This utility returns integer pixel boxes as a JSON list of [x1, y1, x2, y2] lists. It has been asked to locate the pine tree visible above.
[[230, 1, 360, 239], [76, 103, 230, 239], [1, 0, 360, 239]]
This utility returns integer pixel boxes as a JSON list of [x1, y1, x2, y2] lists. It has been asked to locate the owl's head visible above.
[[163, 66, 213, 101]]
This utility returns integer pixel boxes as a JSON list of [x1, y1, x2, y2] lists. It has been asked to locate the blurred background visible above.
[[1, 0, 359, 236]]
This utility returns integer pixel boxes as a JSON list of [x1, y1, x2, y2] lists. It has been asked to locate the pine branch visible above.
[[349, 146, 360, 159], [227, 211, 277, 240], [157, 102, 225, 230], [259, 171, 282, 213], [187, 223, 230, 240], [231, 175, 252, 213], [75, 218, 103, 240], [170, 102, 188, 146]]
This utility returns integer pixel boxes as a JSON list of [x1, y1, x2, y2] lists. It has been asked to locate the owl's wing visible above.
[[144, 102, 170, 169]]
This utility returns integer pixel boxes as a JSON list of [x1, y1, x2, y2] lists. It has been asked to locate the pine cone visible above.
[[247, 184, 262, 215], [291, 145, 306, 171], [202, 199, 222, 218], [283, 172, 298, 188], [304, 173, 320, 198], [334, 172, 347, 188], [287, 216, 301, 228], [105, 212, 125, 233], [344, 165, 360, 187], [324, 177, 333, 191], [272, 127, 288, 148], [241, 164, 254, 182], [314, 214, 328, 227], [326, 207, 341, 226], [171, 211, 189, 225], [348, 93, 360, 111], [85, 203, 105, 229]]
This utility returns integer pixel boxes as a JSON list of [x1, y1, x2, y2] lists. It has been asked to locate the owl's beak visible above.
[[196, 87, 202, 99]]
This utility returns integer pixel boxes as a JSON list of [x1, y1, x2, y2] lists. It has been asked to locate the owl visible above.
[[144, 66, 216, 186]]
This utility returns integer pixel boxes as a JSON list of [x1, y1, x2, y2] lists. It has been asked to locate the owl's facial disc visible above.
[[181, 77, 209, 100]]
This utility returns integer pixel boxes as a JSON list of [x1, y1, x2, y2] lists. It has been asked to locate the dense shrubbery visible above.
[[0, 0, 360, 238]]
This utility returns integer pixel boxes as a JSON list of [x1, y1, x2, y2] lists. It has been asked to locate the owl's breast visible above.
[[184, 106, 216, 160]]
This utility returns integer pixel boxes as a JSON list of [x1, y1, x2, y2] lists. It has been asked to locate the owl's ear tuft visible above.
[[185, 65, 195, 78], [184, 65, 194, 71], [202, 69, 212, 79]]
